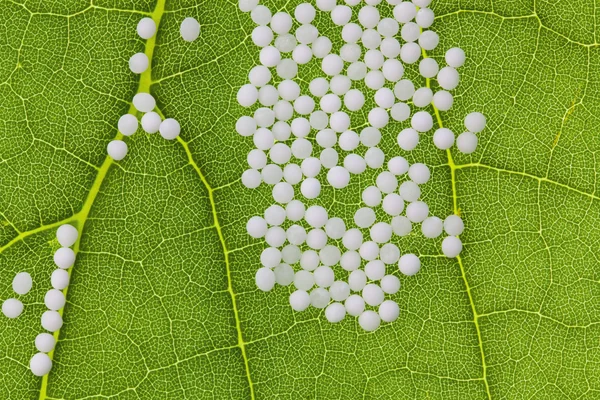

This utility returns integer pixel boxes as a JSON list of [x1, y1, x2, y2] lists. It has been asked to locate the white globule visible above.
[[44, 289, 66, 311], [465, 112, 487, 133], [444, 215, 465, 236], [325, 218, 346, 240], [54, 247, 75, 269], [118, 114, 138, 136], [330, 75, 351, 96], [391, 102, 411, 122], [255, 267, 276, 291], [261, 165, 281, 185], [348, 270, 367, 292], [35, 333, 56, 353], [180, 17, 200, 42], [2, 298, 23, 319], [382, 193, 404, 216], [392, 216, 412, 236], [394, 79, 415, 101], [327, 166, 351, 189], [412, 87, 433, 108], [133, 93, 155, 112], [380, 275, 400, 294], [397, 128, 419, 151], [399, 181, 421, 202], [421, 216, 443, 238], [251, 5, 272, 25], [416, 8, 435, 28], [310, 288, 330, 308], [408, 163, 430, 185], [411, 111, 433, 132], [437, 67, 460, 90], [433, 90, 454, 111], [274, 264, 294, 286], [379, 300, 400, 322], [398, 254, 421, 276], [456, 131, 479, 154], [289, 290, 310, 311], [252, 26, 274, 47], [30, 353, 52, 377], [362, 284, 384, 307], [359, 241, 379, 261], [442, 236, 463, 258], [445, 47, 466, 68], [365, 260, 385, 281], [359, 310, 381, 331], [419, 58, 439, 79], [406, 201, 429, 223], [393, 2, 417, 23], [418, 30, 439, 51], [433, 128, 455, 150], [41, 310, 63, 332], [325, 302, 346, 323], [128, 52, 148, 74], [400, 42, 421, 64], [270, 12, 292, 35], [331, 5, 352, 26], [137, 17, 156, 39], [51, 269, 70, 290], [401, 22, 420, 42], [12, 272, 33, 295], [141, 112, 162, 133]]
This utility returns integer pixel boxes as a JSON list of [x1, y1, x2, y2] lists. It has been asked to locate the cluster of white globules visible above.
[[237, 0, 486, 331], [108, 17, 202, 160]]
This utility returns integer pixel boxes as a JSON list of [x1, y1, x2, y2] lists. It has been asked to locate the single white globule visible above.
[[51, 269, 70, 290], [255, 267, 276, 291], [289, 290, 310, 311], [340, 251, 361, 271], [401, 22, 420, 42], [393, 1, 417, 23], [400, 42, 421, 64], [437, 66, 460, 90], [419, 57, 439, 79], [398, 254, 421, 276], [248, 149, 267, 169], [296, 24, 319, 46], [107, 140, 128, 161], [358, 5, 380, 29], [376, 171, 398, 193], [421, 216, 443, 238], [301, 178, 321, 199], [413, 87, 433, 108], [252, 25, 274, 47], [362, 284, 384, 306], [260, 165, 281, 185], [342, 23, 363, 44], [137, 17, 156, 39], [54, 247, 75, 269], [300, 250, 319, 271], [12, 272, 32, 295], [292, 44, 312, 64], [379, 300, 400, 322], [265, 226, 286, 248], [380, 37, 401, 59], [392, 215, 412, 236], [269, 143, 291, 165], [344, 89, 365, 111], [378, 17, 399, 37], [56, 224, 78, 248], [388, 156, 408, 175], [264, 204, 286, 226], [306, 228, 327, 250], [382, 59, 404, 82], [301, 157, 321, 178], [251, 5, 272, 25], [406, 201, 429, 223], [433, 128, 455, 150], [327, 166, 351, 189], [320, 94, 341, 114], [282, 246, 301, 265], [374, 88, 395, 109], [359, 310, 381, 331], [239, 0, 259, 12], [133, 92, 156, 112], [272, 182, 294, 203], [411, 111, 433, 132], [433, 90, 454, 111], [325, 302, 346, 323], [118, 114, 138, 136], [365, 260, 386, 281], [345, 295, 365, 317], [370, 222, 392, 244], [362, 186, 382, 207], [365, 70, 385, 90], [391, 102, 410, 122], [329, 281, 351, 302], [456, 131, 478, 154], [344, 153, 367, 174], [418, 30, 439, 50], [321, 54, 344, 76], [270, 12, 292, 34], [276, 59, 297, 79], [364, 49, 384, 70], [382, 193, 404, 216], [259, 46, 281, 67], [259, 85, 278, 107], [380, 275, 400, 294], [394, 79, 415, 101], [445, 47, 466, 68], [261, 247, 281, 268], [314, 266, 335, 288], [35, 333, 56, 353], [316, 129, 337, 148], [286, 200, 305, 222], [397, 128, 419, 151], [291, 118, 310, 138], [141, 112, 161, 134], [2, 298, 23, 319], [305, 205, 328, 228], [416, 8, 434, 28], [287, 225, 307, 246], [408, 163, 430, 185], [368, 107, 389, 129], [444, 215, 465, 236], [359, 241, 379, 261], [364, 147, 385, 169], [348, 269, 367, 292], [332, 5, 352, 26], [41, 310, 63, 332], [159, 118, 181, 140], [128, 52, 148, 74], [355, 207, 376, 229], [310, 287, 331, 308], [44, 289, 66, 311], [310, 78, 329, 98], [442, 236, 463, 258], [320, 245, 341, 266], [254, 107, 275, 128], [399, 181, 421, 202], [325, 218, 346, 240], [180, 17, 200, 42], [330, 75, 351, 96], [380, 243, 400, 264], [343, 229, 363, 251], [242, 169, 261, 188], [464, 112, 487, 133], [30, 353, 52, 377], [330, 111, 350, 133]]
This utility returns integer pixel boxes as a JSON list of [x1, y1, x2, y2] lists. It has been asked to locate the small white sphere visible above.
[[391, 102, 411, 122], [248, 149, 267, 169], [305, 206, 328, 228], [128, 52, 148, 74], [236, 116, 256, 137], [329, 281, 350, 302], [444, 215, 465, 236], [316, 129, 337, 148], [320, 245, 341, 266], [348, 270, 367, 292], [393, 1, 417, 23], [413, 87, 433, 108], [133, 92, 155, 112], [394, 79, 415, 101], [310, 287, 331, 308], [270, 12, 292, 35], [118, 114, 138, 136], [398, 254, 421, 276], [30, 353, 52, 377], [2, 298, 23, 318], [251, 5, 272, 25], [388, 156, 409, 175], [359, 241, 379, 261], [456, 132, 478, 154], [278, 79, 301, 102], [312, 36, 333, 58], [260, 46, 281, 67], [380, 275, 400, 294], [180, 17, 200, 42], [331, 5, 352, 26], [368, 108, 389, 129], [285, 200, 305, 221], [292, 44, 313, 64], [294, 95, 315, 115], [306, 229, 328, 250], [401, 22, 420, 42], [295, 2, 316, 24], [327, 166, 350, 189], [400, 42, 421, 64], [301, 157, 321, 178], [291, 118, 310, 138], [282, 245, 301, 264], [433, 90, 454, 111], [41, 310, 63, 332], [321, 54, 344, 76], [255, 267, 276, 291], [237, 84, 258, 107], [397, 128, 419, 151], [12, 272, 32, 295], [445, 47, 466, 68], [292, 138, 313, 159], [374, 88, 395, 109], [344, 89, 365, 111], [54, 247, 75, 269], [399, 181, 421, 202], [408, 163, 430, 185], [35, 333, 56, 353], [316, 0, 336, 11], [300, 250, 319, 271], [358, 5, 380, 29], [44, 289, 66, 311], [141, 112, 161, 134], [442, 236, 463, 258], [380, 243, 400, 264], [421, 216, 443, 238], [340, 251, 361, 271], [365, 70, 385, 90], [376, 171, 398, 193], [242, 169, 261, 189], [433, 128, 455, 150], [465, 112, 487, 133], [254, 107, 275, 128], [274, 263, 294, 286], [437, 67, 460, 90], [330, 112, 350, 133], [272, 182, 294, 204], [355, 207, 376, 229], [246, 216, 267, 238], [378, 17, 399, 37], [325, 302, 346, 323], [276, 59, 297, 79], [362, 284, 384, 306], [379, 300, 400, 322], [360, 127, 381, 149], [300, 178, 321, 199], [416, 8, 435, 28], [252, 25, 274, 47], [364, 147, 385, 169], [289, 290, 311, 311], [264, 204, 286, 226], [380, 37, 401, 59], [364, 49, 383, 70], [362, 186, 382, 207], [137, 17, 156, 39], [254, 128, 274, 151], [325, 218, 346, 240], [406, 201, 429, 223], [265, 227, 286, 248], [239, 0, 259, 12], [320, 94, 341, 114], [287, 225, 307, 246], [411, 111, 433, 132], [261, 247, 281, 268], [365, 260, 386, 281], [257, 85, 278, 106], [51, 269, 70, 290], [392, 215, 412, 236], [330, 75, 352, 95], [418, 30, 439, 50], [370, 223, 392, 244], [382, 193, 404, 216], [314, 266, 335, 288], [342, 23, 363, 43], [344, 295, 365, 316], [339, 131, 359, 152], [310, 111, 329, 130], [277, 38, 297, 56], [342, 228, 363, 251], [296, 24, 319, 45], [310, 78, 329, 98]]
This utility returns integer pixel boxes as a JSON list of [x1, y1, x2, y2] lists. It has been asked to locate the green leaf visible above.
[[1, 0, 599, 398]]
